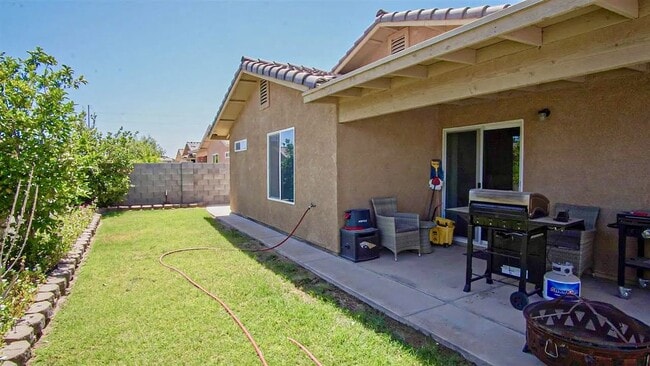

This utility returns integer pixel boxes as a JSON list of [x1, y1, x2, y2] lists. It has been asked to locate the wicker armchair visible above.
[[371, 197, 421, 261]]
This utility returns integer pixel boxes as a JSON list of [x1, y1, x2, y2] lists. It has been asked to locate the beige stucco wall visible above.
[[206, 140, 230, 163], [229, 81, 339, 252], [228, 71, 648, 279], [336, 106, 440, 222], [437, 72, 650, 280], [333, 72, 648, 280]]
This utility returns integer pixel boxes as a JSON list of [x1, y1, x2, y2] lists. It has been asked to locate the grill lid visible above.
[[469, 189, 549, 218]]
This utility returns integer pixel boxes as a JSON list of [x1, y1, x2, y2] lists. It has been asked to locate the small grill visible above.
[[464, 189, 552, 310], [610, 210, 650, 299]]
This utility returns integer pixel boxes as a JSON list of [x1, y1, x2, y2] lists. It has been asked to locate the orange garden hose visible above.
[[159, 204, 320, 366]]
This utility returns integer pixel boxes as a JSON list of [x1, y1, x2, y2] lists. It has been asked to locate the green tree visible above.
[[0, 48, 87, 269], [133, 135, 164, 163]]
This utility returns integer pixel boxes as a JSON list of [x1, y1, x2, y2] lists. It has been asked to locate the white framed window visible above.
[[212, 154, 219, 163], [225, 152, 230, 159], [267, 127, 294, 204], [260, 79, 269, 110], [234, 139, 247, 152]]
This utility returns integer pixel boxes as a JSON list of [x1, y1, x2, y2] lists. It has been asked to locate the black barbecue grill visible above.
[[463, 189, 550, 309], [449, 189, 584, 310], [609, 211, 650, 299]]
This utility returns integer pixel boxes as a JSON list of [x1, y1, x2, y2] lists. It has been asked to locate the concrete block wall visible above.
[[122, 163, 229, 205]]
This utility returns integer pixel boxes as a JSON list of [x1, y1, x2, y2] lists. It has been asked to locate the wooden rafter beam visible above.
[[516, 86, 539, 92], [358, 78, 392, 90], [305, 0, 610, 103], [309, 96, 339, 104], [626, 63, 648, 72], [594, 0, 638, 18], [331, 88, 363, 98], [436, 48, 477, 65], [563, 76, 587, 83], [337, 14, 650, 122], [389, 65, 428, 79], [501, 26, 543, 46]]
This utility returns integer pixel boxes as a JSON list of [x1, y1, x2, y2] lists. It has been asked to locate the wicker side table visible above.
[[419, 221, 436, 254]]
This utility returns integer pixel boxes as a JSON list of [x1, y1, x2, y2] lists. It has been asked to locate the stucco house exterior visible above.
[[196, 125, 230, 163], [208, 0, 650, 281], [175, 141, 200, 162]]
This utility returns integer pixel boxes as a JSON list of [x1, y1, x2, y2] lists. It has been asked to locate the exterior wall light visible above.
[[537, 108, 551, 121]]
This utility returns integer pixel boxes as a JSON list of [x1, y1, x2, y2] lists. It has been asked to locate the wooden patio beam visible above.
[[500, 26, 543, 46], [595, 0, 638, 18], [357, 78, 392, 90], [337, 14, 650, 122], [389, 65, 428, 79]]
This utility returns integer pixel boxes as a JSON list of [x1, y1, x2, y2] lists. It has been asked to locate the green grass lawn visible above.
[[31, 208, 469, 365]]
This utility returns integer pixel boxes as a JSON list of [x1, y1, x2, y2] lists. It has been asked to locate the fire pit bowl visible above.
[[523, 295, 650, 365]]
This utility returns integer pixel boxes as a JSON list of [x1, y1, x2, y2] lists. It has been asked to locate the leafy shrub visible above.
[[1, 48, 87, 269], [1, 48, 164, 336], [0, 268, 44, 339]]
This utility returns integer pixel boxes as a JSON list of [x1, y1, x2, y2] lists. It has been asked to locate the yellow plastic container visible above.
[[429, 217, 455, 246]]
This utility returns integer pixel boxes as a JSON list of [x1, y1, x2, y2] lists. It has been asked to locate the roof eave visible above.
[[305, 0, 634, 103]]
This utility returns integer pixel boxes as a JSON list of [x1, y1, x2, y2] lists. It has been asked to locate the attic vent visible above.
[[391, 36, 406, 54], [259, 79, 269, 109], [389, 30, 409, 55]]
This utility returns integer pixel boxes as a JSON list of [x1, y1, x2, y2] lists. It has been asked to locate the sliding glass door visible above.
[[444, 121, 522, 245]]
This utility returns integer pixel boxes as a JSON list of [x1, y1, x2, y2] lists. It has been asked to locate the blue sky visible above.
[[1, 0, 503, 156]]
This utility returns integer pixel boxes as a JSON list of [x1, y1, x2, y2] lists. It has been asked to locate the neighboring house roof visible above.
[[174, 149, 184, 162], [199, 123, 230, 156], [332, 4, 511, 74], [185, 142, 200, 152]]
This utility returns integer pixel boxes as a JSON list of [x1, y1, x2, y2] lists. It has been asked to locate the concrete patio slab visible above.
[[207, 205, 650, 366], [407, 304, 543, 365], [272, 237, 333, 263], [301, 256, 444, 318]]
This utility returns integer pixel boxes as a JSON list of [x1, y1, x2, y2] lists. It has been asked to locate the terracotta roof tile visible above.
[[240, 57, 337, 89], [333, 4, 510, 73]]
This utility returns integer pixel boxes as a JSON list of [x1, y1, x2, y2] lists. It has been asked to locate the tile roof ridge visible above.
[[240, 56, 337, 89], [331, 4, 510, 73]]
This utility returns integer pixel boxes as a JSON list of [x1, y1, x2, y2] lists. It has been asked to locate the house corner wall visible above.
[[336, 106, 441, 222], [229, 82, 339, 252]]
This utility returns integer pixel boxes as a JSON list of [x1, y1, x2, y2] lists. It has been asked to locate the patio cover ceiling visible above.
[[303, 0, 649, 123]]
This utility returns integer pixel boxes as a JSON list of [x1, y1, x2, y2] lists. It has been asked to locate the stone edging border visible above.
[[0, 213, 101, 366]]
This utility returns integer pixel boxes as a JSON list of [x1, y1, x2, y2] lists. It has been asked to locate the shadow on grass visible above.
[[98, 209, 128, 218], [202, 216, 472, 366]]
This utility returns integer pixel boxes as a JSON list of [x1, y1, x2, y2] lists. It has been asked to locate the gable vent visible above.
[[260, 79, 269, 109], [390, 35, 407, 54]]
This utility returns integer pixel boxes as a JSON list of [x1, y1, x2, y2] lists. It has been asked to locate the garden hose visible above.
[[159, 203, 320, 366]]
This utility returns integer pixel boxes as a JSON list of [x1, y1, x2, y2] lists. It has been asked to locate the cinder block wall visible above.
[[122, 163, 229, 205]]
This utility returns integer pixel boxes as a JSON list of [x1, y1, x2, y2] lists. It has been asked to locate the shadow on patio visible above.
[[207, 205, 650, 366]]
